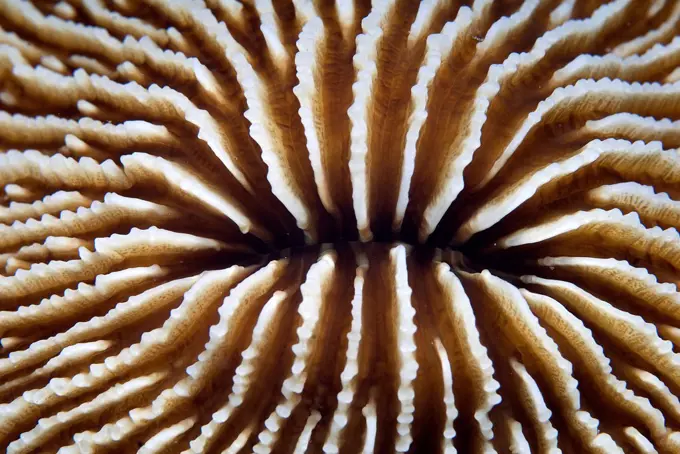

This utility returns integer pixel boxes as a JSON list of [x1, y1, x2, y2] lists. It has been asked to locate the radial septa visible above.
[[509, 358, 561, 454], [522, 289, 675, 450], [457, 138, 679, 245], [523, 276, 680, 393], [252, 253, 336, 452], [0, 0, 679, 452]]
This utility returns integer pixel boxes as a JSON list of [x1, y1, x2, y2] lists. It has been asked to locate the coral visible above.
[[1, 0, 680, 452]]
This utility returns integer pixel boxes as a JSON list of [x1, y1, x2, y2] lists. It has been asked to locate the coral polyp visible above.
[[1, 0, 680, 453]]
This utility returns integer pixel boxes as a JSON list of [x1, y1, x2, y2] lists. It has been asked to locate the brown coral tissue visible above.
[[3, 0, 680, 452]]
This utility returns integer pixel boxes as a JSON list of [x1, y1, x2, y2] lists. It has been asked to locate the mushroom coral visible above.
[[1, 0, 680, 452]]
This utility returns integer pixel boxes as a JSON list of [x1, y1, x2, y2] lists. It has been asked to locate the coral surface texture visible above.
[[1, 0, 680, 453]]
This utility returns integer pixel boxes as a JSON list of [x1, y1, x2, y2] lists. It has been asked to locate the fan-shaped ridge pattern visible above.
[[1, 1, 679, 453]]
